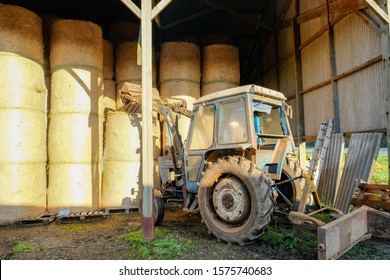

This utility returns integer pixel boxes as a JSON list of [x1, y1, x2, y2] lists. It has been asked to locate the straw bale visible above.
[[0, 4, 43, 64], [160, 80, 200, 107], [108, 21, 140, 47], [0, 53, 46, 109], [160, 42, 200, 83], [101, 161, 141, 209], [50, 67, 103, 115], [115, 42, 157, 85], [115, 82, 159, 110], [47, 162, 101, 212], [48, 113, 103, 163], [0, 163, 46, 225], [101, 79, 116, 113], [0, 109, 47, 163], [50, 19, 103, 71], [104, 112, 160, 161], [103, 39, 114, 80], [202, 44, 240, 85], [201, 80, 240, 96]]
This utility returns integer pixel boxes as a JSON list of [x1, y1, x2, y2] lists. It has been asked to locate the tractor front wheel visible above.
[[198, 156, 274, 245]]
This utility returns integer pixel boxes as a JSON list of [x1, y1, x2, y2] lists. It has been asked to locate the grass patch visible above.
[[339, 243, 390, 260], [370, 154, 388, 184], [12, 242, 44, 254], [260, 224, 316, 251], [118, 228, 197, 260]]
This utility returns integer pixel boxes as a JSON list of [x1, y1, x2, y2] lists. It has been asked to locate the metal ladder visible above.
[[297, 119, 334, 213]]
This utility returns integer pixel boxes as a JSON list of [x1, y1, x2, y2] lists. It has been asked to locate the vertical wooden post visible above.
[[293, 0, 306, 167], [380, 0, 390, 183], [141, 0, 154, 240]]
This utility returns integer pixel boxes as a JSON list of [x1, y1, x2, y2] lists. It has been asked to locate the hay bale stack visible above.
[[0, 5, 47, 224], [101, 40, 115, 118], [160, 41, 200, 153], [101, 112, 161, 209], [108, 21, 139, 47], [115, 42, 157, 109], [103, 39, 114, 80], [201, 44, 240, 96], [48, 19, 103, 212]]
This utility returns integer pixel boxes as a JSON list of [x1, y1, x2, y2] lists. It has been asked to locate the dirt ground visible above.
[[1, 203, 390, 260]]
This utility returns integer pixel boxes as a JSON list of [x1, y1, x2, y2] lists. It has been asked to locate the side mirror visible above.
[[286, 105, 293, 119]]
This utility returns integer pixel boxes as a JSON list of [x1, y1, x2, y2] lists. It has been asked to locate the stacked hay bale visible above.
[[160, 41, 201, 154], [0, 5, 47, 224], [101, 39, 116, 115], [101, 112, 161, 209], [115, 41, 157, 110], [108, 21, 139, 47], [201, 44, 240, 96], [48, 20, 104, 212]]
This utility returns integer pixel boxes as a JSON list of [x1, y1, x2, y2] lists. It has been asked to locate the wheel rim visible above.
[[212, 177, 251, 224]]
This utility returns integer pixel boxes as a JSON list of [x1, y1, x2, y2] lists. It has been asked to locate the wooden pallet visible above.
[[57, 210, 107, 224], [103, 208, 138, 215], [17, 214, 57, 227]]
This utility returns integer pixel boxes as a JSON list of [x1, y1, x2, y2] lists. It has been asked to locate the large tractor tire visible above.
[[198, 156, 274, 245], [274, 158, 305, 211]]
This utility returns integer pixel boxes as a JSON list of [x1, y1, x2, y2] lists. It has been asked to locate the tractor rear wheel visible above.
[[198, 156, 274, 245], [139, 189, 165, 226]]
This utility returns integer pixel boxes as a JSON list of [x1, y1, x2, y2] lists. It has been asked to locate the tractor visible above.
[[122, 84, 305, 245]]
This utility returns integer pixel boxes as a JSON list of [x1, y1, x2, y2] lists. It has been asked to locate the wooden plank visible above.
[[317, 207, 368, 260], [120, 0, 141, 19], [151, 0, 172, 19]]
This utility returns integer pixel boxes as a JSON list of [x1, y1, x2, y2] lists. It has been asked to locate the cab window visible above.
[[188, 105, 215, 150]]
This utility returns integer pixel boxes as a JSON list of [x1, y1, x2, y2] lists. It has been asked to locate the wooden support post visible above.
[[379, 0, 390, 183], [120, 0, 172, 240]]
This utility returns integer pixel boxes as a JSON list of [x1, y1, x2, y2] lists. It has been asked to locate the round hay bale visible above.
[[50, 67, 103, 115], [48, 113, 103, 163], [104, 112, 160, 161], [115, 42, 157, 86], [0, 53, 46, 109], [101, 161, 141, 209], [160, 42, 200, 84], [101, 79, 116, 113], [201, 44, 240, 96], [0, 163, 46, 225], [160, 80, 199, 109], [0, 4, 43, 64], [103, 39, 114, 80], [201, 81, 240, 96], [0, 109, 47, 163], [47, 162, 101, 212], [108, 21, 140, 47], [50, 19, 103, 71]]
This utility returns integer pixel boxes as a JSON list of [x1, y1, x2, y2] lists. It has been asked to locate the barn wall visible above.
[[261, 0, 386, 138]]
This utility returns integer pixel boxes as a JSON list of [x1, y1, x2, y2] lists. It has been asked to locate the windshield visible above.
[[253, 101, 289, 144]]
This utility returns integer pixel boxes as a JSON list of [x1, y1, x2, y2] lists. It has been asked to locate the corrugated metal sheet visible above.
[[317, 133, 345, 205], [338, 61, 386, 133], [261, 68, 278, 90], [334, 133, 382, 213], [300, 16, 328, 43], [277, 25, 294, 61], [301, 32, 331, 90], [334, 13, 381, 75], [279, 57, 295, 98], [286, 98, 298, 137], [303, 84, 334, 137], [262, 37, 277, 72], [300, 0, 326, 14]]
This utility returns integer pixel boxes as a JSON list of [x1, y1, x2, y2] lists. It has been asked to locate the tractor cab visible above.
[[184, 84, 295, 193]]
